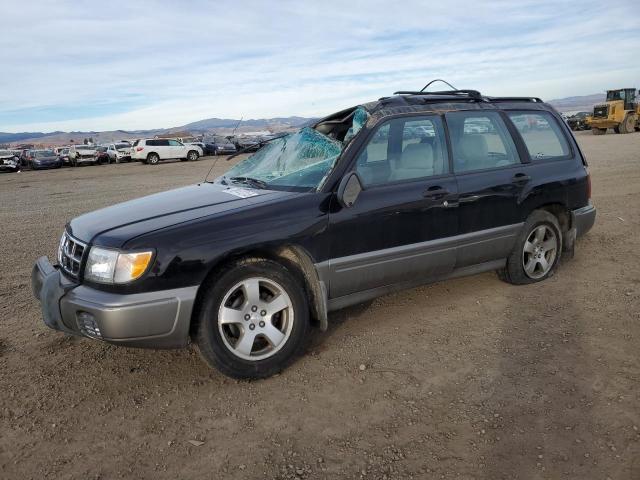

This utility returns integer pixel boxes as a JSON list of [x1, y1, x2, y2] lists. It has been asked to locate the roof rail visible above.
[[484, 96, 543, 103], [393, 89, 484, 100]]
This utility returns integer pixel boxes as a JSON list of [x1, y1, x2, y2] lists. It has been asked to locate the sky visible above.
[[1, 0, 639, 133]]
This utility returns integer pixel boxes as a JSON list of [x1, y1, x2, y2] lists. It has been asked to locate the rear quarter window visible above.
[[507, 112, 571, 160]]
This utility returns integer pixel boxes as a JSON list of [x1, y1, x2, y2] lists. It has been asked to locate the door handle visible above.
[[423, 186, 449, 198], [512, 173, 531, 184]]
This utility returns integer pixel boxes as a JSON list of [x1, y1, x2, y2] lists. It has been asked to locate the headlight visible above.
[[85, 247, 153, 284]]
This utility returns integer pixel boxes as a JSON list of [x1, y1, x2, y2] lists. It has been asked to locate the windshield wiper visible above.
[[229, 176, 268, 189]]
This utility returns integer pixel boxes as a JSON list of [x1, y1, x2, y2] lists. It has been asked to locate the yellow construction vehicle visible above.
[[588, 88, 640, 135]]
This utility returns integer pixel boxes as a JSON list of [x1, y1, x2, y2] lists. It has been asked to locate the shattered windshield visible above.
[[222, 127, 343, 192]]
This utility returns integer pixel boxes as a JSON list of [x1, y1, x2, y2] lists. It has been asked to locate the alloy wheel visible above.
[[217, 277, 294, 361], [522, 225, 558, 279]]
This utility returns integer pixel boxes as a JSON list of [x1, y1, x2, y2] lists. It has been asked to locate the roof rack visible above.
[[393, 89, 484, 101]]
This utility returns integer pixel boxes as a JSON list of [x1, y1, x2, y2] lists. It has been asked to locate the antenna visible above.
[[231, 116, 243, 137], [420, 79, 458, 92], [203, 115, 243, 183]]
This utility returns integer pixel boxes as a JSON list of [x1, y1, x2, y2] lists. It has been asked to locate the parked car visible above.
[[32, 87, 595, 379], [57, 147, 71, 166], [0, 150, 20, 172], [28, 149, 62, 169], [130, 138, 202, 164], [95, 146, 110, 165], [567, 112, 591, 131], [205, 136, 237, 155], [106, 143, 132, 163], [20, 149, 34, 167], [184, 141, 207, 155], [232, 136, 261, 152], [68, 145, 98, 167]]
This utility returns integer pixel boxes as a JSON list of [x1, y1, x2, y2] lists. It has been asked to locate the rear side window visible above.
[[446, 111, 520, 173], [507, 112, 570, 160]]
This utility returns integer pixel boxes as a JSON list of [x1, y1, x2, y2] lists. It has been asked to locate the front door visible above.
[[326, 115, 458, 299]]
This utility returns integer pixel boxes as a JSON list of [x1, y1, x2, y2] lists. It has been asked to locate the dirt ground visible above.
[[1, 131, 639, 480]]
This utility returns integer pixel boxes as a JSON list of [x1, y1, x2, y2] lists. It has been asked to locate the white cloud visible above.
[[1, 0, 639, 132]]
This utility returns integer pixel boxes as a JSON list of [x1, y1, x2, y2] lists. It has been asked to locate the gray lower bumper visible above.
[[31, 256, 197, 348], [572, 203, 596, 238]]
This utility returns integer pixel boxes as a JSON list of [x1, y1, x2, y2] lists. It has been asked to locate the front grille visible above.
[[57, 231, 87, 278], [593, 105, 608, 118]]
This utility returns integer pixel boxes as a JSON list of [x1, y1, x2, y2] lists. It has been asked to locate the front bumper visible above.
[[76, 157, 97, 164], [31, 256, 197, 348], [33, 161, 61, 169], [572, 203, 596, 238]]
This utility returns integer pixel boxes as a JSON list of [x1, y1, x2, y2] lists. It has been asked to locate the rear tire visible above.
[[147, 153, 159, 165], [498, 210, 562, 285], [195, 257, 310, 379], [591, 127, 606, 135]]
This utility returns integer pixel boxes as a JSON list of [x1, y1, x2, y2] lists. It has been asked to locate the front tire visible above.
[[498, 210, 562, 285], [195, 258, 310, 379], [187, 150, 199, 161], [618, 114, 635, 134]]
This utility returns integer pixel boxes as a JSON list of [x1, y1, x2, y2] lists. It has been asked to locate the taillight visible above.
[[586, 172, 591, 200], [136, 147, 144, 152]]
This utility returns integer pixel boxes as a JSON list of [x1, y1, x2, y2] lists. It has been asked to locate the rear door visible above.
[[326, 114, 458, 299], [504, 110, 584, 210], [446, 110, 528, 267]]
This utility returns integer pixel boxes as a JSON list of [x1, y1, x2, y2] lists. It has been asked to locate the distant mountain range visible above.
[[547, 93, 605, 113], [0, 93, 609, 146], [0, 116, 316, 146]]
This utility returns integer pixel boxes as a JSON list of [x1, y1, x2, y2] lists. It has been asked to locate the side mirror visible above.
[[336, 172, 363, 208]]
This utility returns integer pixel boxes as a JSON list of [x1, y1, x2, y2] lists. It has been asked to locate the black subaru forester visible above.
[[32, 88, 596, 379]]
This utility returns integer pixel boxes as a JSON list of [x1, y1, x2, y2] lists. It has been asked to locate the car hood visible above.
[[68, 182, 300, 247]]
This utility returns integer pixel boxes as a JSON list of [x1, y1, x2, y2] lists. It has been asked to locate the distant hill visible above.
[[547, 93, 605, 113], [1, 116, 316, 146], [0, 131, 64, 143], [180, 116, 312, 132]]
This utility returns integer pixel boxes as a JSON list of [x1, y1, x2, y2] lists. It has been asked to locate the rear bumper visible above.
[[31, 256, 197, 348], [572, 203, 596, 238]]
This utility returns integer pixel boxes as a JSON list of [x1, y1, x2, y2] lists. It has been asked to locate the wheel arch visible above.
[[189, 244, 328, 337]]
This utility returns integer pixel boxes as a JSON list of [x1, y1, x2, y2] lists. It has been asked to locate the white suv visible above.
[[131, 139, 202, 164]]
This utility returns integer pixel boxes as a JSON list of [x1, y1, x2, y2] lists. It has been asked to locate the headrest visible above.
[[460, 134, 488, 159], [400, 143, 433, 169]]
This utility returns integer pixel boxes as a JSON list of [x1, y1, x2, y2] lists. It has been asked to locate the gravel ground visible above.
[[1, 131, 639, 479]]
